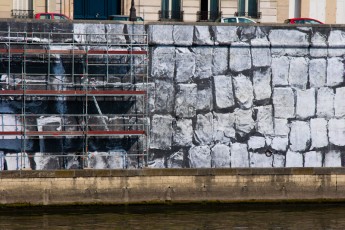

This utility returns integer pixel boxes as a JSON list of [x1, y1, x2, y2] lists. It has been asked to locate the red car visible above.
[[34, 13, 70, 20], [284, 18, 323, 24]]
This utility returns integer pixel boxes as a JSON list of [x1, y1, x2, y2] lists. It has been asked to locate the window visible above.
[[161, 0, 182, 20], [224, 18, 237, 23], [12, 0, 33, 18], [238, 0, 259, 18], [39, 14, 51, 19], [199, 0, 220, 21]]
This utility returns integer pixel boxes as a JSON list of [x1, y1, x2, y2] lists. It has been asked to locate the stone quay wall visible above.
[[1, 168, 345, 205]]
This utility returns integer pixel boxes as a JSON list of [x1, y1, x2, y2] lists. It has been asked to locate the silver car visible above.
[[217, 17, 257, 23]]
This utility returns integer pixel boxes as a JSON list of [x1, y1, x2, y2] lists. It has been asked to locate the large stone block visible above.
[[213, 112, 236, 143], [196, 87, 213, 111], [296, 89, 316, 119], [249, 152, 273, 167], [194, 113, 213, 145], [310, 118, 328, 149], [194, 26, 214, 45], [229, 42, 251, 72], [273, 154, 285, 167], [309, 58, 326, 88], [126, 24, 146, 44], [324, 151, 342, 167], [251, 38, 271, 67], [105, 24, 126, 44], [188, 145, 211, 168], [175, 84, 197, 118], [73, 23, 106, 43], [255, 105, 274, 135], [233, 74, 254, 109], [230, 143, 249, 167], [327, 58, 344, 87], [273, 87, 295, 119], [211, 143, 231, 168], [148, 25, 173, 45], [328, 118, 345, 146], [150, 115, 173, 150], [175, 48, 195, 83], [274, 119, 289, 136], [193, 47, 213, 79], [304, 151, 322, 167], [310, 32, 328, 57], [328, 30, 345, 57], [212, 47, 228, 75], [154, 79, 175, 113], [151, 47, 175, 79], [213, 26, 239, 45], [335, 87, 345, 118], [272, 56, 289, 86], [213, 75, 235, 109], [269, 29, 309, 56], [289, 57, 309, 89], [316, 87, 334, 118], [248, 136, 266, 150], [173, 25, 194, 46], [173, 119, 193, 147], [285, 150, 303, 167], [253, 68, 272, 101], [289, 121, 310, 152], [167, 151, 184, 168], [271, 137, 288, 152], [234, 109, 255, 138]]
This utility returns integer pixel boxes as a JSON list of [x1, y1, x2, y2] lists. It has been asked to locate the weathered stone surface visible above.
[[327, 58, 344, 87], [151, 47, 175, 79], [328, 118, 345, 146], [150, 115, 173, 150], [317, 87, 334, 118], [148, 25, 173, 45], [272, 56, 289, 86], [188, 145, 211, 168], [213, 75, 234, 109], [289, 121, 310, 152], [255, 105, 274, 135], [250, 152, 273, 167], [309, 59, 326, 88], [310, 118, 328, 149], [304, 151, 322, 167], [213, 26, 238, 44], [328, 30, 345, 57], [310, 32, 328, 57], [273, 154, 285, 167], [175, 84, 197, 118], [193, 47, 213, 79], [271, 137, 288, 152], [194, 26, 214, 45], [6, 152, 30, 170], [251, 38, 271, 67], [105, 24, 126, 44], [289, 57, 309, 89], [274, 119, 289, 136], [230, 143, 249, 167], [285, 150, 303, 167], [167, 151, 184, 168], [74, 23, 106, 43], [213, 112, 235, 143], [173, 119, 193, 147], [296, 89, 316, 119], [253, 68, 271, 101], [154, 79, 175, 113], [212, 47, 228, 75], [233, 74, 254, 109], [324, 151, 342, 167], [173, 25, 194, 46], [126, 24, 146, 44], [211, 143, 231, 168], [194, 113, 213, 145], [148, 158, 165, 168], [273, 87, 295, 119], [234, 109, 255, 137], [175, 48, 195, 83], [196, 87, 213, 111], [335, 87, 345, 118], [230, 42, 251, 72], [248, 136, 266, 150], [269, 29, 309, 56]]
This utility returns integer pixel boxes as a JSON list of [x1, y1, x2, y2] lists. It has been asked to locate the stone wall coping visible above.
[[0, 168, 344, 178]]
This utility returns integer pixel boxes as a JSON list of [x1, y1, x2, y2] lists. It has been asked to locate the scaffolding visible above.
[[0, 27, 149, 170]]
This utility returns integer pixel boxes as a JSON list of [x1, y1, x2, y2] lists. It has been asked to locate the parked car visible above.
[[35, 13, 70, 20], [108, 15, 144, 21], [284, 18, 323, 24], [216, 17, 257, 23]]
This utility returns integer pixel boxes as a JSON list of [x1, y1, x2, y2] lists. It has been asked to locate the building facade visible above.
[[0, 0, 344, 24]]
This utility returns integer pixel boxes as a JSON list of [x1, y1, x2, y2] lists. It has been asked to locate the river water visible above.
[[1, 203, 345, 229]]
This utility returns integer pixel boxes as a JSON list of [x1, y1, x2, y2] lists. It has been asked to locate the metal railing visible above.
[[235, 11, 262, 19], [158, 10, 184, 21], [197, 11, 222, 22], [11, 9, 34, 19]]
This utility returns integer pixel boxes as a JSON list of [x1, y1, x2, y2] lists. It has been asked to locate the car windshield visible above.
[[223, 18, 237, 23], [239, 18, 254, 23]]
